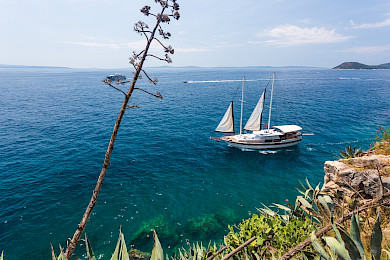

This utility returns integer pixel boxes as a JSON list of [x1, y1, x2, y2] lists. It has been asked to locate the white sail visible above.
[[215, 101, 235, 133], [244, 90, 266, 131]]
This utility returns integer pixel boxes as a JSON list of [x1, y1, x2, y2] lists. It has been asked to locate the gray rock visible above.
[[323, 155, 390, 199]]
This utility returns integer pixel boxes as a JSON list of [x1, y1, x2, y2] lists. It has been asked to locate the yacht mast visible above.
[[267, 73, 275, 130], [239, 76, 245, 135]]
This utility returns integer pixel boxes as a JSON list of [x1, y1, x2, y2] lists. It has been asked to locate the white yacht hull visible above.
[[222, 135, 302, 150]]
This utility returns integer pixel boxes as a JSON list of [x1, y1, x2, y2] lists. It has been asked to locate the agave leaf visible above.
[[297, 196, 313, 209], [340, 150, 349, 159], [296, 187, 306, 196], [350, 213, 364, 258], [323, 237, 351, 260], [178, 249, 184, 260], [151, 230, 163, 260], [272, 203, 291, 212], [58, 245, 66, 260], [331, 216, 344, 246], [111, 227, 129, 260], [310, 232, 330, 260], [298, 179, 307, 191], [1, 251, 3, 260], [305, 178, 314, 190], [328, 248, 337, 260], [85, 233, 97, 260], [337, 225, 361, 259], [257, 204, 277, 217], [305, 188, 314, 201], [323, 195, 333, 204], [370, 213, 382, 260], [317, 196, 331, 216], [50, 244, 57, 260]]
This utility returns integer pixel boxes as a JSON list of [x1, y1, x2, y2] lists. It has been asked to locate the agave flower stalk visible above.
[[64, 1, 180, 258]]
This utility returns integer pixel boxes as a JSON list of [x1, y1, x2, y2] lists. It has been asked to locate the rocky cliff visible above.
[[322, 155, 390, 199]]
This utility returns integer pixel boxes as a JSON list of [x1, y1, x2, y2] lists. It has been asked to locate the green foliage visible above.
[[371, 213, 382, 260], [85, 233, 97, 260], [311, 212, 383, 260], [51, 244, 66, 260], [339, 145, 363, 159], [375, 125, 390, 142], [50, 228, 163, 260], [0, 251, 3, 260], [45, 177, 386, 260], [176, 242, 219, 260], [292, 179, 335, 224], [224, 213, 316, 258]]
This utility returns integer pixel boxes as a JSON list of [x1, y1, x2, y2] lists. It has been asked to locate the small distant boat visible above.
[[213, 73, 302, 150], [183, 81, 189, 83], [106, 73, 126, 81]]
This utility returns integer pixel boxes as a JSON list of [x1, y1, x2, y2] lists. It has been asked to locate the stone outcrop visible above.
[[322, 155, 390, 199]]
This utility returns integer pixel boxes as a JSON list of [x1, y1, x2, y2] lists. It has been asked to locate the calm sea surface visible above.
[[0, 68, 389, 258]]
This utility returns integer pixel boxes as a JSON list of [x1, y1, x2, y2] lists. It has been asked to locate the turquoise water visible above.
[[0, 68, 389, 258]]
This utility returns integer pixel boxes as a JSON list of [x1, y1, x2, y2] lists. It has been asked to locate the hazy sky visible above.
[[1, 0, 390, 68]]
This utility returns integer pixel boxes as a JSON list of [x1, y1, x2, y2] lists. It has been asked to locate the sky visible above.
[[1, 0, 390, 68]]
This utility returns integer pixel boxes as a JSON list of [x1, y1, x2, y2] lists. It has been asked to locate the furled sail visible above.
[[244, 90, 266, 131], [215, 102, 235, 133]]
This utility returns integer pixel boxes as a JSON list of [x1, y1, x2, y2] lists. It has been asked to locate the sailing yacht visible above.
[[213, 73, 302, 150]]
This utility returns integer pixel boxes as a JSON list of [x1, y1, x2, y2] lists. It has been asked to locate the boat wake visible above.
[[184, 79, 263, 84], [239, 147, 256, 152], [337, 77, 360, 80], [259, 150, 278, 154], [237, 147, 278, 154]]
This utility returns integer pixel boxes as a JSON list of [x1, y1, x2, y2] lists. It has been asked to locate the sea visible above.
[[0, 67, 389, 259]]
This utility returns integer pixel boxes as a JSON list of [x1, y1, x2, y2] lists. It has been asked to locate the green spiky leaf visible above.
[[297, 196, 313, 209], [310, 232, 330, 260], [58, 245, 66, 260], [317, 196, 331, 215], [50, 244, 57, 260], [111, 227, 129, 260], [337, 225, 361, 259], [323, 237, 351, 260], [151, 230, 163, 260], [350, 213, 364, 258], [305, 178, 314, 190], [85, 233, 97, 260], [272, 203, 291, 212], [370, 213, 382, 260], [331, 216, 344, 246], [1, 251, 3, 260]]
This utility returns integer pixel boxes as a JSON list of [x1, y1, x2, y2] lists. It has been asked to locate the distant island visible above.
[[333, 62, 390, 70]]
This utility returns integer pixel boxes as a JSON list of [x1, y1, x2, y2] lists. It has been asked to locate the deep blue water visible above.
[[0, 68, 389, 259]]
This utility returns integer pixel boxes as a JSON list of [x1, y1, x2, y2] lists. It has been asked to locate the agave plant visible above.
[[51, 244, 66, 260], [311, 212, 382, 260], [176, 242, 220, 260], [50, 228, 163, 260], [280, 178, 335, 224], [339, 145, 363, 159], [1, 251, 3, 260]]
